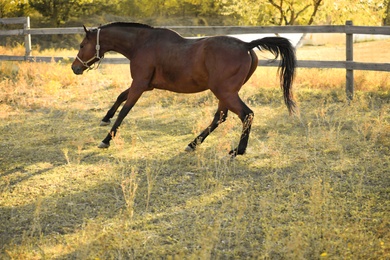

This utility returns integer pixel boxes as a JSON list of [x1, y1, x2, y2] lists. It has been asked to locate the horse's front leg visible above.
[[98, 85, 145, 148], [100, 88, 130, 126]]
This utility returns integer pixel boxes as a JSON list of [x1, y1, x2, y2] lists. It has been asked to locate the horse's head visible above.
[[71, 26, 103, 75]]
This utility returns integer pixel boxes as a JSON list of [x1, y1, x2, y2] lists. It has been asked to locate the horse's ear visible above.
[[83, 25, 91, 39]]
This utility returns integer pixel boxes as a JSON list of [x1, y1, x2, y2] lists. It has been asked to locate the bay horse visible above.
[[71, 22, 296, 156]]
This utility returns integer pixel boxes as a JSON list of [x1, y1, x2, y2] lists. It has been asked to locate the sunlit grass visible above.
[[0, 41, 389, 259]]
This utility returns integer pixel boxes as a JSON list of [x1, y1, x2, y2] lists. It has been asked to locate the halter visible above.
[[76, 28, 103, 70]]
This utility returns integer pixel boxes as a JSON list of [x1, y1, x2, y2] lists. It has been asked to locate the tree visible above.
[[220, 0, 387, 25], [116, 0, 141, 18], [0, 0, 30, 18], [267, 0, 322, 25], [219, 0, 262, 25], [220, 0, 323, 25], [385, 0, 390, 25], [28, 0, 79, 26], [4, 0, 388, 26], [28, 0, 122, 26], [312, 0, 386, 25]]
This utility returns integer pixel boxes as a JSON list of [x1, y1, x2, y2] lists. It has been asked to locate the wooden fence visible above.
[[1, 17, 390, 100]]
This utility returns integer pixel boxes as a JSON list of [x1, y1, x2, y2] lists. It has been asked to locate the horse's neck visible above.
[[103, 27, 150, 60]]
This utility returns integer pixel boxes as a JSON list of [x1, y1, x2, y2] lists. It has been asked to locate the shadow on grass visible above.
[[0, 181, 123, 243]]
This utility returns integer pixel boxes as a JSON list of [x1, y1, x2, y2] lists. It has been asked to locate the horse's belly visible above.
[[153, 81, 208, 93], [151, 72, 208, 93]]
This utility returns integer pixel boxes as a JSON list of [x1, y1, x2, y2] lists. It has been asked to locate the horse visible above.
[[71, 22, 296, 157]]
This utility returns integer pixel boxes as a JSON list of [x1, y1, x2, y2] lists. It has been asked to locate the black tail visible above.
[[246, 37, 297, 115]]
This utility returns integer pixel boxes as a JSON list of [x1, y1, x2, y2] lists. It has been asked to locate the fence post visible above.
[[345, 20, 354, 101], [24, 16, 31, 60]]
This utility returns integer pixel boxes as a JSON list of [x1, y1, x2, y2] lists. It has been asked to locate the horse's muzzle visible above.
[[71, 65, 84, 75]]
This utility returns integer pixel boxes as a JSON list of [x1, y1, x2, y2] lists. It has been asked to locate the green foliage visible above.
[[220, 0, 387, 25], [220, 0, 323, 25], [29, 0, 77, 26], [318, 0, 386, 25], [0, 0, 30, 17], [1, 0, 387, 26], [28, 0, 121, 26], [385, 0, 390, 25]]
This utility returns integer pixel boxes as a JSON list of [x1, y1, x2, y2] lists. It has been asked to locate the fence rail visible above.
[[1, 17, 390, 100]]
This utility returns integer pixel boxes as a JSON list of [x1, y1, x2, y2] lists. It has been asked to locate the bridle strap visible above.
[[76, 28, 103, 70]]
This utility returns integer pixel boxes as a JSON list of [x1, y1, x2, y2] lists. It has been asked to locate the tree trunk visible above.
[[307, 0, 322, 25], [384, 0, 390, 25]]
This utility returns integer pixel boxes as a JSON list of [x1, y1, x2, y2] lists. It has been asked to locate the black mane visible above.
[[99, 22, 153, 30]]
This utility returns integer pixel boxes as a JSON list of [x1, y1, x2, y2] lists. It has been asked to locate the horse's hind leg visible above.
[[230, 108, 254, 156], [185, 102, 228, 152], [220, 94, 254, 156], [100, 88, 129, 126]]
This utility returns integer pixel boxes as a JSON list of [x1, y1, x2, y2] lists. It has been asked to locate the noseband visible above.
[[76, 28, 103, 70]]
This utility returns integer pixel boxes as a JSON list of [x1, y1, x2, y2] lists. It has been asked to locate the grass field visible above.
[[0, 40, 389, 259]]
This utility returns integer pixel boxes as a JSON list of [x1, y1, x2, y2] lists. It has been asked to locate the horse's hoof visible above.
[[100, 120, 111, 126], [184, 145, 195, 152], [229, 149, 239, 158], [229, 148, 244, 158], [98, 142, 110, 148]]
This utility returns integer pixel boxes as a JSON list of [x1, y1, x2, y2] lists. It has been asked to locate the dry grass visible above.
[[0, 40, 389, 259]]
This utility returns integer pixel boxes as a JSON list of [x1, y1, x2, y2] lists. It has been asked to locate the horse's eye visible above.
[[80, 45, 84, 49]]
